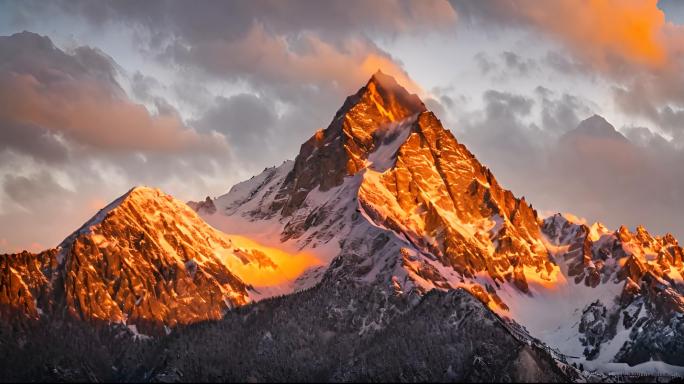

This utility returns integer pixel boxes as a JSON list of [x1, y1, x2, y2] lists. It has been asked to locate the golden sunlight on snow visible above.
[[220, 234, 322, 287]]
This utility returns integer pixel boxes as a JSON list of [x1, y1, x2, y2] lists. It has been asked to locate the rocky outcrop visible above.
[[265, 70, 552, 297], [543, 214, 684, 318], [543, 213, 684, 363], [0, 249, 58, 323], [187, 196, 217, 215], [359, 110, 551, 293]]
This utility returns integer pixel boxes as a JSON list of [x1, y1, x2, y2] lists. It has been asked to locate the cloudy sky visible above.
[[1, 0, 684, 252]]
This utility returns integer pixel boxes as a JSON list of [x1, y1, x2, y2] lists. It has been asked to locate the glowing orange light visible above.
[[360, 54, 423, 96], [219, 234, 322, 287]]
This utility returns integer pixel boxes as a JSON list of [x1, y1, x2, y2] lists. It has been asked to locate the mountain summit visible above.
[[262, 71, 551, 296], [275, 70, 426, 215]]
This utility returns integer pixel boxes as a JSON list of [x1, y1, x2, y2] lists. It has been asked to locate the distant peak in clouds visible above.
[[564, 114, 630, 142]]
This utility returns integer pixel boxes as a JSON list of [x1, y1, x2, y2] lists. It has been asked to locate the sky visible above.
[[0, 0, 684, 252]]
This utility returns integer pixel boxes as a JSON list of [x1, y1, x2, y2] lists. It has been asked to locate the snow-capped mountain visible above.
[[2, 71, 684, 381], [201, 71, 552, 297], [194, 71, 684, 374], [0, 186, 318, 334]]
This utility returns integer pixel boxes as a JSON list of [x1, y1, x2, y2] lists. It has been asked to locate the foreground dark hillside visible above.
[[0, 278, 570, 382]]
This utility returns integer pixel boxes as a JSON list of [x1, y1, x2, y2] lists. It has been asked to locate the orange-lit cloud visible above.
[[454, 0, 684, 138], [177, 23, 422, 96], [0, 32, 227, 154], [528, 0, 668, 70], [456, 0, 678, 72], [0, 73, 224, 153], [361, 54, 423, 96]]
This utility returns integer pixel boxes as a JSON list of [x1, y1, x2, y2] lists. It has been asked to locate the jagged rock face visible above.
[[543, 214, 684, 317], [358, 111, 551, 292], [267, 71, 551, 294], [276, 71, 426, 215], [187, 196, 217, 215], [578, 301, 617, 360], [1, 187, 255, 334], [542, 214, 684, 363], [59, 187, 250, 333], [0, 249, 58, 323]]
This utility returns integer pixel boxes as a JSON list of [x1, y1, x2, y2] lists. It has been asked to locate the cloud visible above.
[[454, 87, 684, 238], [0, 121, 69, 163], [55, 0, 457, 42], [166, 23, 421, 96], [454, 90, 546, 191], [474, 52, 498, 75], [501, 51, 537, 75], [543, 51, 592, 77], [11, 0, 455, 99], [536, 86, 593, 134], [452, 0, 672, 72], [2, 170, 73, 210], [0, 32, 226, 153], [451, 0, 684, 139], [613, 81, 684, 142], [192, 94, 279, 167], [0, 32, 241, 252]]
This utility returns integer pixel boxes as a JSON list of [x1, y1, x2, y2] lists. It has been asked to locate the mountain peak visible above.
[[59, 185, 170, 249], [277, 73, 426, 214], [573, 114, 626, 140], [362, 70, 426, 119], [42, 185, 253, 333]]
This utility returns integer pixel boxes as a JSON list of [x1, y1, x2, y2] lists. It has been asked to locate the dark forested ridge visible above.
[[0, 277, 571, 382]]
